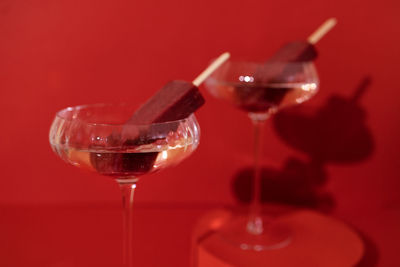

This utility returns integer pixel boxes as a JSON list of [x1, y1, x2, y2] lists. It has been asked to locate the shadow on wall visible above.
[[232, 76, 374, 210], [354, 230, 380, 267]]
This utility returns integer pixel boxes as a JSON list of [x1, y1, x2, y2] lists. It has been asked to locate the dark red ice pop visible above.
[[255, 18, 337, 84], [268, 18, 337, 64], [126, 80, 204, 124], [267, 41, 318, 63], [254, 40, 317, 85], [91, 81, 204, 176], [243, 19, 337, 112], [127, 52, 231, 124], [90, 52, 231, 176]]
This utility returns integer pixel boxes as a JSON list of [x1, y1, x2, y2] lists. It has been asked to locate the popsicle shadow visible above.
[[273, 76, 374, 165], [232, 76, 375, 211]]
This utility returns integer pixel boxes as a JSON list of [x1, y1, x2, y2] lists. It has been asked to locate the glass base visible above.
[[195, 210, 365, 266], [217, 214, 291, 251]]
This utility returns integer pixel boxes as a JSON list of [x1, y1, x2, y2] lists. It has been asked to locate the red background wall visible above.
[[1, 0, 399, 266]]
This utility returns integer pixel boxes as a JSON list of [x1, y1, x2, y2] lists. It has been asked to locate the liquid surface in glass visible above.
[[208, 80, 318, 113]]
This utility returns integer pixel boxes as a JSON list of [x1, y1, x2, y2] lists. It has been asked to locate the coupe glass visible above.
[[204, 60, 319, 250], [49, 103, 200, 266]]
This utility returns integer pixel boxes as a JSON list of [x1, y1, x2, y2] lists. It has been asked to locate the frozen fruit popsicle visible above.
[[268, 18, 337, 64], [121, 52, 230, 144], [255, 18, 337, 84], [122, 80, 204, 147], [267, 41, 318, 63], [126, 80, 204, 125], [237, 18, 337, 113], [90, 52, 230, 175], [127, 52, 231, 124]]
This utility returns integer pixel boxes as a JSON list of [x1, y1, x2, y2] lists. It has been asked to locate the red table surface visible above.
[[1, 0, 399, 266], [1, 204, 400, 266]]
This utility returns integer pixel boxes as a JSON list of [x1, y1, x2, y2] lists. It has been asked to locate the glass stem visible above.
[[117, 178, 138, 267], [247, 113, 268, 235]]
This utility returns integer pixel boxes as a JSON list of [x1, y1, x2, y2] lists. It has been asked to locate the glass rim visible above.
[[206, 59, 319, 84], [55, 103, 195, 127], [211, 58, 316, 65]]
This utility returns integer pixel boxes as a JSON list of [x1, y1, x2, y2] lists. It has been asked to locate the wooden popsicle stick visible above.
[[192, 52, 230, 87], [308, 18, 338, 44]]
